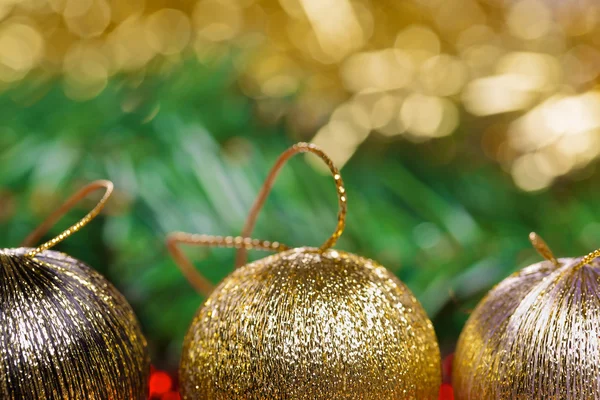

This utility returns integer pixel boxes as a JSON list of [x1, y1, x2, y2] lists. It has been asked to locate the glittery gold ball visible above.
[[0, 248, 150, 399], [180, 247, 441, 399], [453, 257, 600, 399]]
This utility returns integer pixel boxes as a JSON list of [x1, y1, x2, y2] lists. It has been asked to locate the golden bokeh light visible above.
[[108, 16, 156, 71], [311, 101, 371, 167], [0, 0, 18, 20], [395, 25, 440, 63], [432, 0, 486, 35], [463, 75, 536, 116], [300, 0, 366, 63], [401, 94, 458, 139], [420, 55, 468, 96], [146, 9, 191, 55], [109, 0, 145, 23], [0, 21, 44, 83], [2, 0, 600, 191], [370, 93, 402, 131], [511, 153, 554, 194], [461, 44, 504, 78], [506, 0, 552, 40], [341, 49, 414, 92], [507, 91, 600, 190], [63, 41, 109, 100], [496, 52, 560, 92], [193, 0, 243, 42], [64, 0, 111, 38]]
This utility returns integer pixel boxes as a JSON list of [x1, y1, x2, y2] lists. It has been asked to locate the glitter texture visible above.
[[180, 247, 441, 400], [453, 256, 600, 399], [0, 248, 150, 399]]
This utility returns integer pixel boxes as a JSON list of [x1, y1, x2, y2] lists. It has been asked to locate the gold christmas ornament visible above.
[[0, 181, 150, 399], [168, 143, 441, 400], [453, 232, 600, 399]]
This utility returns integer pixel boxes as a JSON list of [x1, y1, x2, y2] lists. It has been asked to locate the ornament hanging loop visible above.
[[23, 180, 114, 258], [166, 232, 290, 296], [235, 142, 347, 268]]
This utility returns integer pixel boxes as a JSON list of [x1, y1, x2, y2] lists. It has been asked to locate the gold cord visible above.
[[166, 232, 290, 296], [530, 232, 600, 271], [573, 248, 600, 271], [234, 142, 347, 268], [22, 180, 114, 258], [528, 232, 560, 267]]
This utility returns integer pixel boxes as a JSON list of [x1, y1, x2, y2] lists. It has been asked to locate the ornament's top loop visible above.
[[235, 142, 347, 268], [23, 180, 114, 258], [166, 232, 290, 296]]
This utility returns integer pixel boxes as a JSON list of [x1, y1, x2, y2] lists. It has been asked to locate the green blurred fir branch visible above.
[[1, 57, 599, 368]]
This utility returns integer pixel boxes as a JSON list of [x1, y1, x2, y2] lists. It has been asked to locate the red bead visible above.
[[149, 371, 173, 395], [442, 353, 454, 381], [161, 392, 180, 400], [439, 383, 454, 400]]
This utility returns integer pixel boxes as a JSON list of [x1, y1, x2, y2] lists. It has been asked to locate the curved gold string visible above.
[[166, 232, 290, 296], [529, 232, 560, 267], [234, 142, 347, 268], [573, 248, 600, 271], [22, 180, 114, 258]]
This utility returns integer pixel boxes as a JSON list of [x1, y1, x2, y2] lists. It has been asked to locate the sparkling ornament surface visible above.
[[453, 256, 600, 399], [0, 247, 150, 399], [180, 247, 441, 400]]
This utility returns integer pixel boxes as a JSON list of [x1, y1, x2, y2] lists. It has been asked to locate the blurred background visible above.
[[1, 0, 600, 382]]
